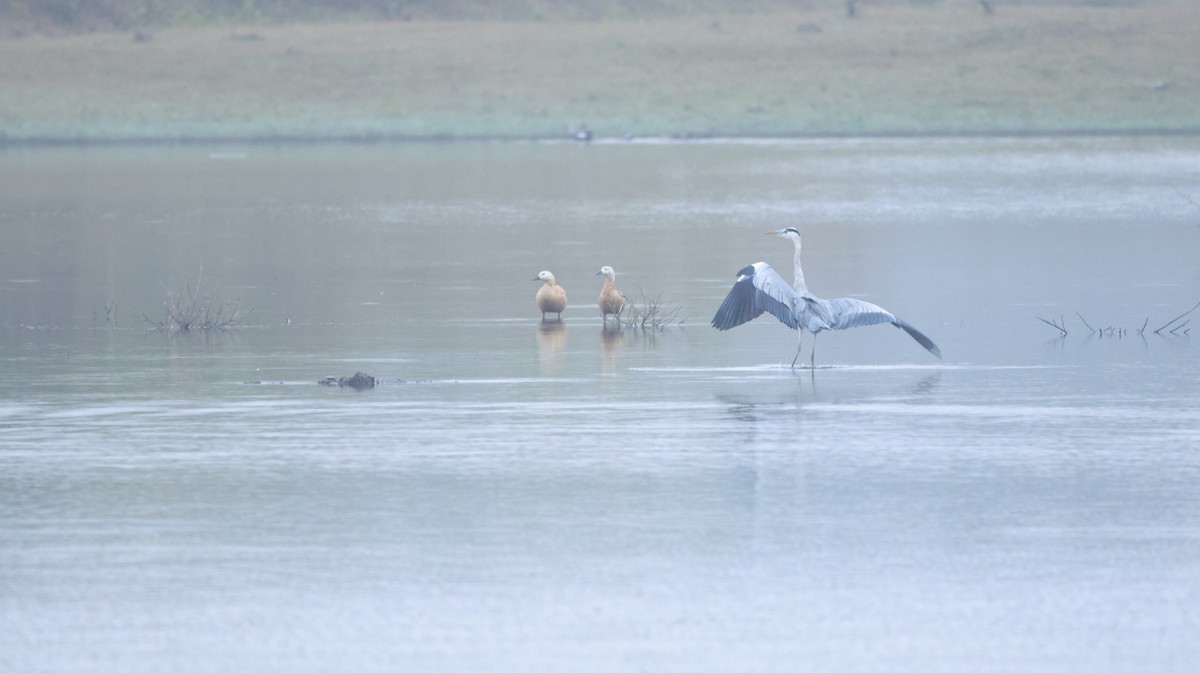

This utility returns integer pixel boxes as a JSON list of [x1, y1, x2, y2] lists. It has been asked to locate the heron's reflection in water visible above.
[[536, 320, 566, 375]]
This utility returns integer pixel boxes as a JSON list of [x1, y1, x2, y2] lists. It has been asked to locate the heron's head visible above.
[[594, 266, 616, 281], [767, 227, 801, 241], [534, 270, 556, 285]]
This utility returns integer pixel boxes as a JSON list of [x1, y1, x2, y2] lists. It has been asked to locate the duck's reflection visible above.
[[600, 324, 624, 370], [536, 320, 566, 374]]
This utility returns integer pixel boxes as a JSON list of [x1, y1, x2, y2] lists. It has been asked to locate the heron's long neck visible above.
[[791, 238, 808, 292]]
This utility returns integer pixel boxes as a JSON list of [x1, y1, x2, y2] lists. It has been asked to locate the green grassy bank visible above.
[[2, 1, 1197, 143]]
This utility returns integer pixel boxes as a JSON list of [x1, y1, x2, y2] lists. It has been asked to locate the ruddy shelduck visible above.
[[534, 270, 567, 320], [594, 266, 626, 327]]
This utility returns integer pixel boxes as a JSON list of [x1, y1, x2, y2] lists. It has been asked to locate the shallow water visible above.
[[2, 137, 1199, 672]]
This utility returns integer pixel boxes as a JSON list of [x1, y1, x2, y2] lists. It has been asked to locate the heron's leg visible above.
[[810, 334, 818, 368], [790, 330, 804, 368]]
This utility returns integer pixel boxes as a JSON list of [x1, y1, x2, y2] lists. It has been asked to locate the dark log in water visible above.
[[318, 371, 376, 390]]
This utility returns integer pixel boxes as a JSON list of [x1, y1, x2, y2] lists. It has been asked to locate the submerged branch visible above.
[[1036, 315, 1068, 336], [1172, 186, 1200, 212], [1039, 300, 1196, 340], [1153, 300, 1200, 335], [1076, 312, 1095, 334], [619, 286, 686, 331], [143, 268, 252, 332], [92, 300, 118, 329]]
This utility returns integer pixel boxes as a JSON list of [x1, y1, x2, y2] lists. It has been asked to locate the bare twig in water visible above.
[[1153, 300, 1200, 335], [1172, 186, 1200, 212], [619, 286, 686, 331], [1041, 302, 1198, 339], [92, 300, 118, 328], [143, 267, 252, 331], [1076, 312, 1095, 335], [1036, 315, 1068, 336]]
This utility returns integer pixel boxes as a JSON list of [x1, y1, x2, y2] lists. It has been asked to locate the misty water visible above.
[[2, 137, 1199, 672]]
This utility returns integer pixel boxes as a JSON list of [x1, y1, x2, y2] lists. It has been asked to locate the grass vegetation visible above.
[[1, 1, 1197, 142]]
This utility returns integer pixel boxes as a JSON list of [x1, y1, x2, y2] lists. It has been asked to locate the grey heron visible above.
[[710, 227, 942, 367], [595, 266, 627, 326], [534, 270, 567, 320]]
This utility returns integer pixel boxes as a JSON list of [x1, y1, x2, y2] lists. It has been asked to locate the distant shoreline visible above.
[[3, 4, 1196, 146], [6, 127, 1200, 149]]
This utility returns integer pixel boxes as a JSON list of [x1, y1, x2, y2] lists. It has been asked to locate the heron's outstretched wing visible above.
[[711, 263, 800, 331], [823, 297, 897, 330], [821, 296, 942, 359]]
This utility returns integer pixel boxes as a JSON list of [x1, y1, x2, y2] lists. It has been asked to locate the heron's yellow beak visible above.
[[765, 230, 781, 236]]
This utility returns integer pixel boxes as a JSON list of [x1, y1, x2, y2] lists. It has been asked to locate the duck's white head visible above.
[[594, 266, 616, 281], [534, 270, 557, 285]]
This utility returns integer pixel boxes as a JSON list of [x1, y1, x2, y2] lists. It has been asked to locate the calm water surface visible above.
[[2, 137, 1199, 672]]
